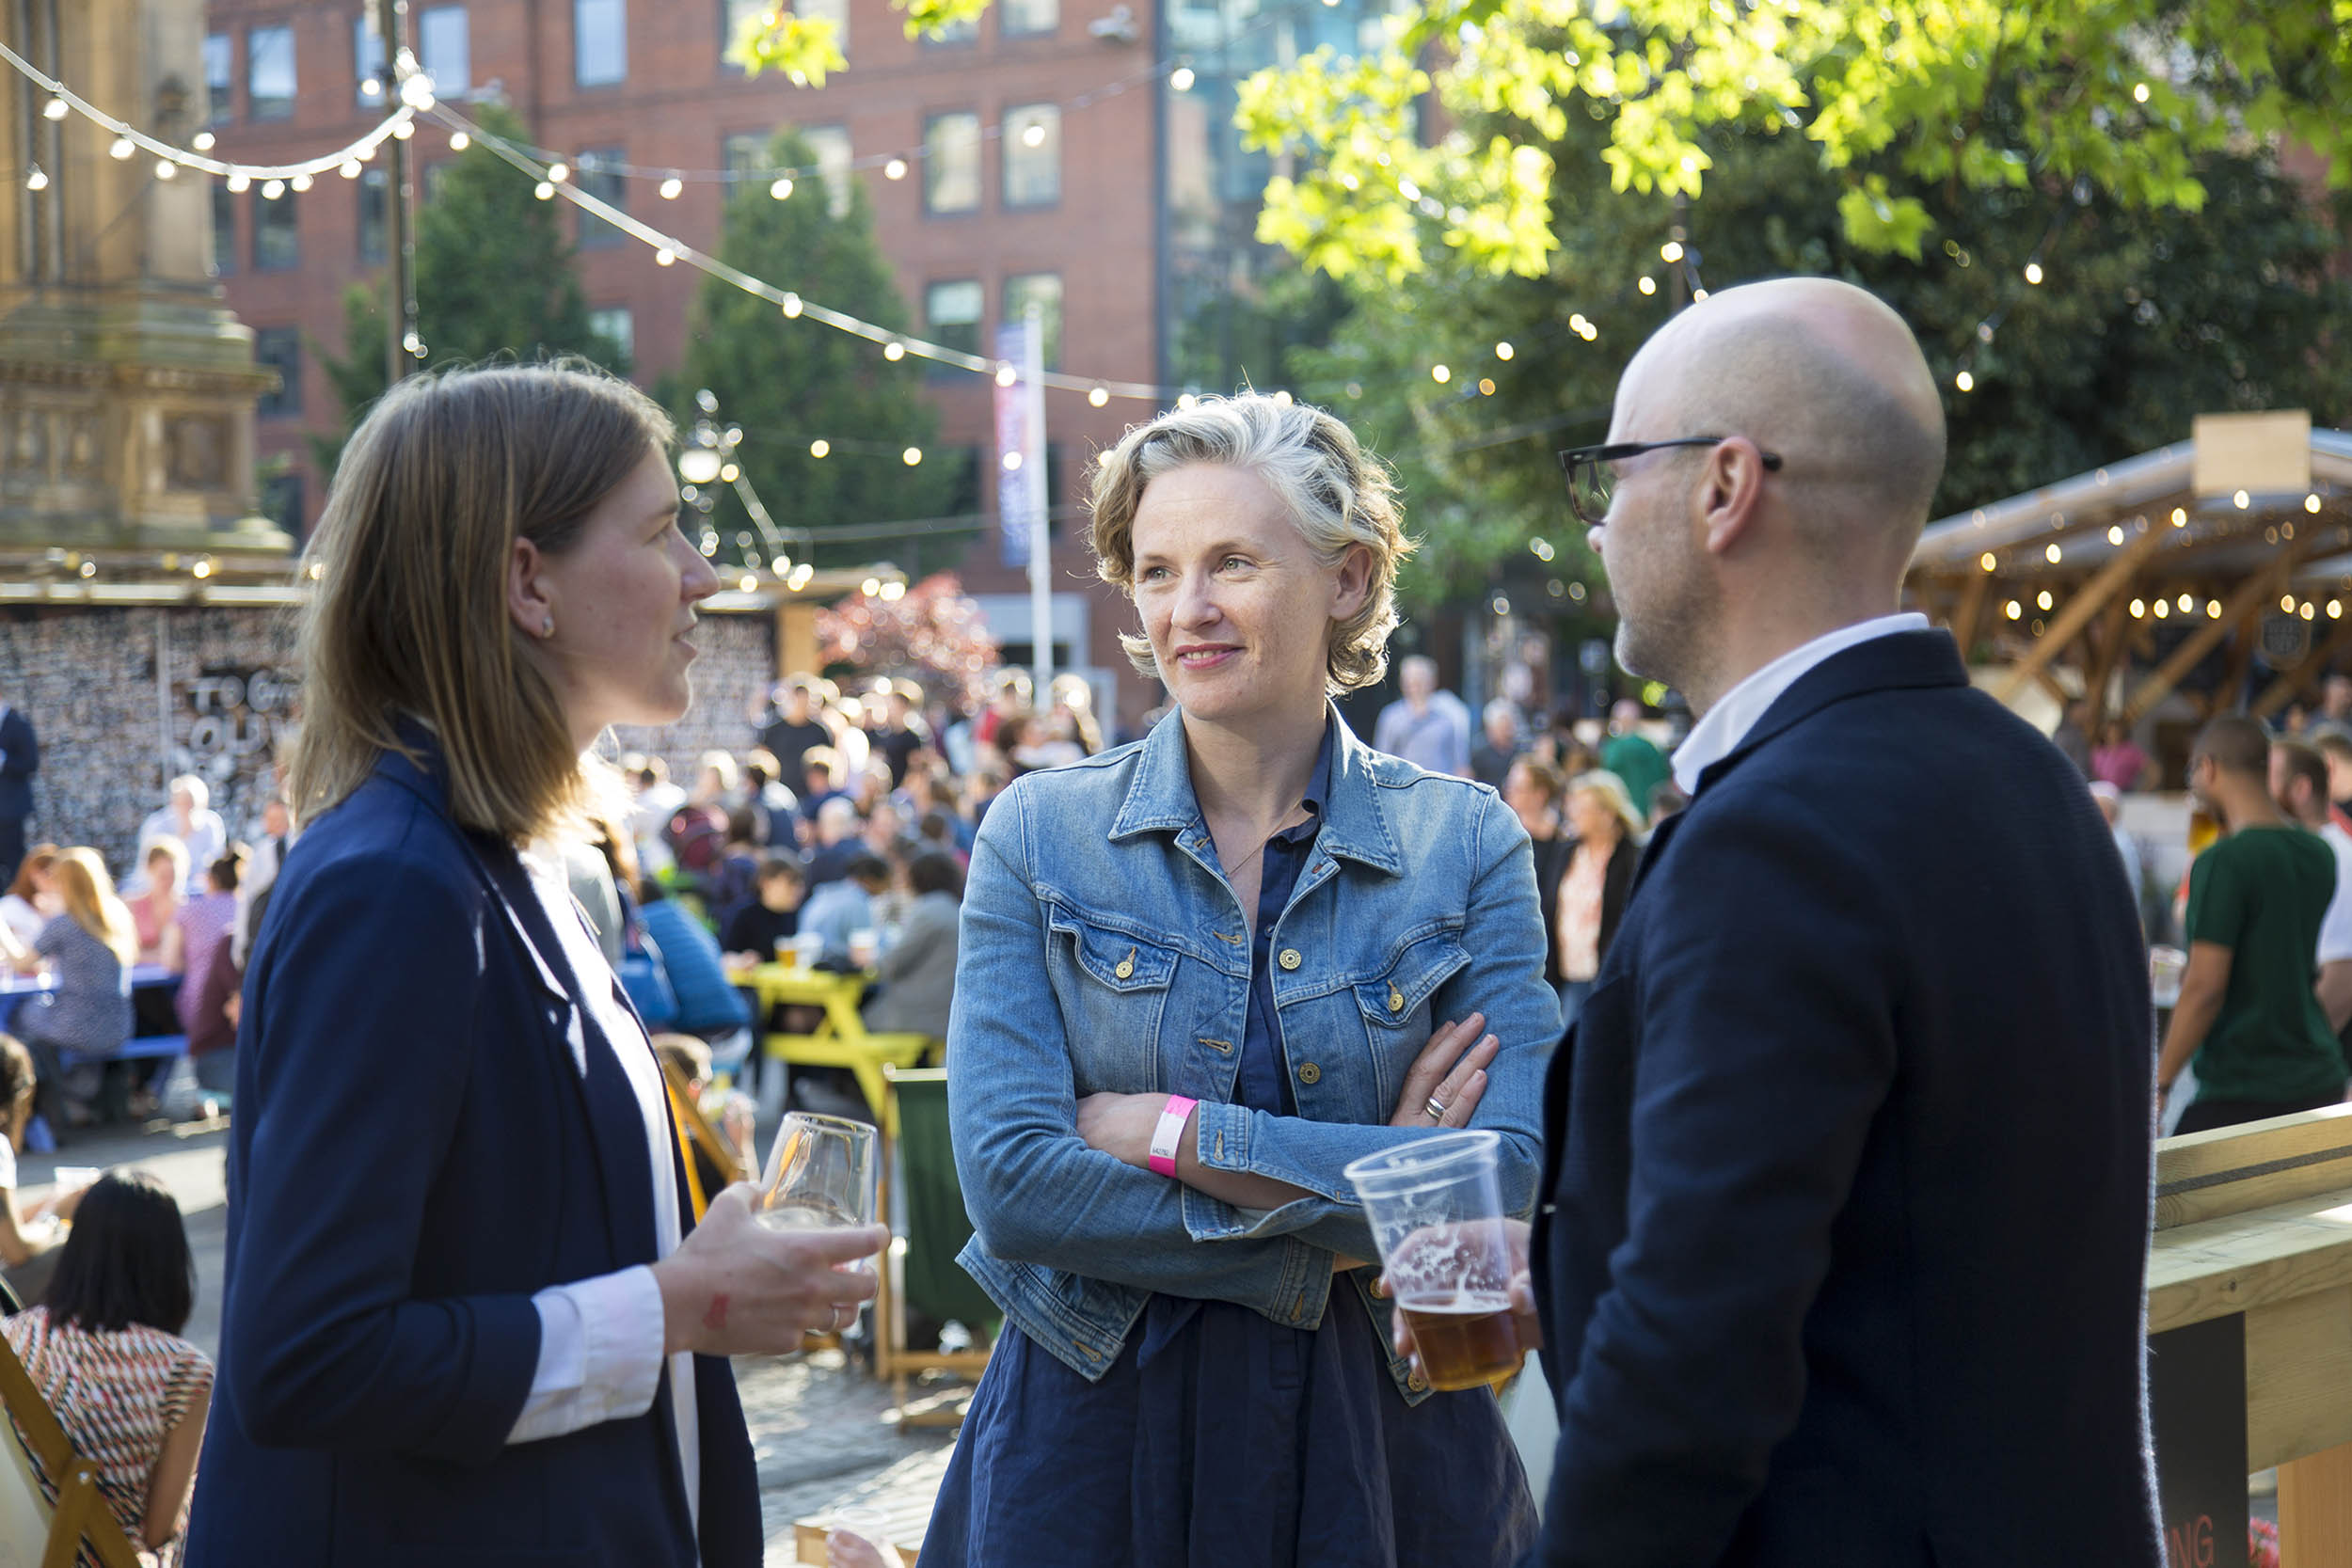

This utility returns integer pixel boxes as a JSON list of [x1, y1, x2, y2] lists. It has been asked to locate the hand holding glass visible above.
[[755, 1112, 880, 1240], [1345, 1131, 1525, 1391]]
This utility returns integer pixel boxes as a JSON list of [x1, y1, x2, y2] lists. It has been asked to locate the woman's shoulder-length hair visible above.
[[287, 360, 673, 846]]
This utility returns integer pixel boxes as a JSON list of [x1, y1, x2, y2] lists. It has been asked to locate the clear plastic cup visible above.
[[2150, 945, 2187, 1009], [1343, 1130, 1519, 1391]]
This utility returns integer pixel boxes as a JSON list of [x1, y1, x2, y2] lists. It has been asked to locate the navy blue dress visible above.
[[925, 737, 1537, 1566]]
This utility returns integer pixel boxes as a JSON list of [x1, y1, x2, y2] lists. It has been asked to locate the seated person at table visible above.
[[2, 1170, 211, 1560], [0, 846, 58, 949], [125, 839, 188, 967], [12, 849, 135, 1130], [800, 853, 887, 968], [171, 851, 248, 1100], [721, 855, 804, 964], [861, 850, 961, 1041], [0, 1033, 87, 1304], [135, 777, 225, 886]]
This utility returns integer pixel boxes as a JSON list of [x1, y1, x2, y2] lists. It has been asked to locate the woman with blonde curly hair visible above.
[[925, 393, 1549, 1566]]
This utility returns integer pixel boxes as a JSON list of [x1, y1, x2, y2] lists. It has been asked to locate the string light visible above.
[[2207, 600, 2222, 619], [883, 158, 909, 181], [2004, 600, 2022, 620], [1661, 241, 1684, 262], [2176, 594, 2193, 612], [547, 161, 571, 182], [1022, 122, 1047, 148], [191, 132, 215, 152], [1638, 277, 1657, 295], [2037, 589, 2054, 610], [1954, 370, 1974, 392], [40, 94, 65, 120], [2024, 261, 2044, 284], [1170, 66, 1196, 90], [810, 439, 831, 458], [2044, 542, 2062, 563], [883, 341, 905, 361], [23, 167, 45, 192], [660, 175, 684, 199], [2153, 598, 2169, 618], [2133, 82, 2151, 103], [261, 178, 285, 199], [2106, 525, 2124, 545], [2171, 507, 2188, 526], [770, 176, 793, 199], [2130, 598, 2146, 618], [780, 293, 803, 318], [1431, 364, 1451, 384], [1495, 341, 1514, 360], [290, 173, 312, 191], [1979, 552, 1996, 572], [450, 131, 470, 150], [107, 135, 134, 160], [2310, 495, 2325, 514], [2233, 490, 2250, 509], [534, 181, 555, 199], [1089, 386, 1109, 406], [994, 363, 1018, 388], [153, 157, 176, 180], [2283, 594, 2297, 612], [654, 246, 677, 265], [901, 447, 923, 466]]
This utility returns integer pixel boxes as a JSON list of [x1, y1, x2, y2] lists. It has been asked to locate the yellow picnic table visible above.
[[746, 962, 940, 1132]]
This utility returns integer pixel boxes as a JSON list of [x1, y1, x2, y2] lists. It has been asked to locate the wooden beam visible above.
[[2252, 615, 2352, 721], [2122, 536, 2334, 723], [2082, 593, 2136, 727], [1994, 526, 2166, 704], [1947, 570, 1992, 658]]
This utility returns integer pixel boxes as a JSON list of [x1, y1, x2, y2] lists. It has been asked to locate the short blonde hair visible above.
[[1567, 770, 1648, 839], [1089, 393, 1413, 693], [288, 361, 673, 845]]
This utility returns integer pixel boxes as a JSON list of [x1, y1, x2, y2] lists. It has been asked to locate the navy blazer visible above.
[[0, 705, 36, 822], [183, 741, 761, 1568], [1530, 630, 2161, 1566]]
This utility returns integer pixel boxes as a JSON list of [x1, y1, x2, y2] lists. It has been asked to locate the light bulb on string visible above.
[[108, 136, 135, 161], [399, 74, 437, 112], [1089, 386, 1109, 406], [290, 173, 311, 191], [2024, 261, 2044, 285], [1638, 276, 1657, 295], [1431, 364, 1451, 384], [1661, 241, 1684, 262], [191, 131, 215, 152], [41, 96, 67, 121], [1022, 122, 1046, 148], [770, 176, 793, 199], [655, 246, 677, 266], [1955, 370, 1974, 392], [340, 158, 362, 179], [547, 161, 570, 182], [810, 439, 830, 458], [154, 158, 177, 180], [534, 181, 555, 199], [226, 171, 248, 192], [261, 179, 285, 199], [883, 158, 908, 181], [995, 363, 1018, 388], [24, 167, 47, 192], [391, 119, 414, 140], [2133, 82, 2150, 103], [1170, 66, 1196, 90], [883, 341, 905, 361], [1495, 341, 1514, 360], [901, 447, 923, 466], [660, 175, 684, 199], [450, 131, 470, 150]]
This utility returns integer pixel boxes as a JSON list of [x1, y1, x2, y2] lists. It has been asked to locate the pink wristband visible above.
[[1148, 1095, 1198, 1178]]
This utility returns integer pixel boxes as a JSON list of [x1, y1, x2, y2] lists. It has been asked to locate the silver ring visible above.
[[1424, 1096, 1449, 1121]]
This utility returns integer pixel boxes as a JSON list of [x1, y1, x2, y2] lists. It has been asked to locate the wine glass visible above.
[[755, 1111, 879, 1237]]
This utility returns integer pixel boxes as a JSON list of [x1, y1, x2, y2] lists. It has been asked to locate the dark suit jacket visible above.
[[183, 740, 762, 1568], [1531, 630, 2160, 1567], [1534, 833, 1638, 989], [0, 706, 37, 822]]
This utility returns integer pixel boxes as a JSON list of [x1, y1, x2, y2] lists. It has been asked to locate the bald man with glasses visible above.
[[1516, 278, 2162, 1566]]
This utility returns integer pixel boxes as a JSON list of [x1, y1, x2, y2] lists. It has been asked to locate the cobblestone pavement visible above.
[[24, 1122, 962, 1565]]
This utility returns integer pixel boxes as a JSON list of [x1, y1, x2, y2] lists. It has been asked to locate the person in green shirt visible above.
[[2158, 714, 2346, 1132], [1599, 700, 1670, 822]]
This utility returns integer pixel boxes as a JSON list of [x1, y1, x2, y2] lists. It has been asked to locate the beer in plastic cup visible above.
[[848, 928, 880, 970], [774, 936, 800, 969], [2149, 945, 2186, 1009], [1344, 1130, 1519, 1391]]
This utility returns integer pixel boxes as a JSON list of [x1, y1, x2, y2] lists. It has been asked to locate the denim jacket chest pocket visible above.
[[1044, 903, 1190, 1096], [1341, 931, 1472, 1117]]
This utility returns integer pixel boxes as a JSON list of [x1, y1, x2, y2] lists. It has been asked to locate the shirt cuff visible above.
[[507, 1265, 666, 1447]]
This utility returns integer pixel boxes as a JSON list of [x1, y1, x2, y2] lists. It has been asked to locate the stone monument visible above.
[[0, 0, 289, 559]]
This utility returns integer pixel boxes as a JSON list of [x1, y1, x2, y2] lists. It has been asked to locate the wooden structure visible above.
[[0, 1334, 144, 1568], [2151, 1105, 2352, 1563], [1907, 414, 2352, 729]]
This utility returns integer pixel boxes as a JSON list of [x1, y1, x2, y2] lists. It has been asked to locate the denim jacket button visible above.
[[1406, 1371, 1429, 1393], [1297, 1061, 1321, 1085], [1278, 948, 1302, 971]]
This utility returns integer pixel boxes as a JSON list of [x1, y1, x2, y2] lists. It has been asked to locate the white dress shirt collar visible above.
[[1670, 613, 1931, 795]]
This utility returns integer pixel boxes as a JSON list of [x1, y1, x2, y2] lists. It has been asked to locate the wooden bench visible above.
[[0, 1334, 145, 1568]]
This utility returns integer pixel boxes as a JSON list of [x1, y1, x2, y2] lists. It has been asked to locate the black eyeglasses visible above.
[[1556, 438, 1784, 526]]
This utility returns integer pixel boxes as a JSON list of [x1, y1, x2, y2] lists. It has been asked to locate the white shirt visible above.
[[509, 849, 700, 1547], [1671, 614, 1931, 795], [2317, 823, 2352, 968]]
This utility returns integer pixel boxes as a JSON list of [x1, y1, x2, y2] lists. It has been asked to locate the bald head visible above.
[[1618, 278, 1947, 553]]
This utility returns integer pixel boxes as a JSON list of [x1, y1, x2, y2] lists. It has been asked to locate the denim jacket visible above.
[[948, 705, 1555, 1402]]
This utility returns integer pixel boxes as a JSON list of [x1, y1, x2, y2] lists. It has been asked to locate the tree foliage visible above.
[[1290, 101, 2352, 611], [672, 130, 950, 571], [315, 103, 624, 473], [1232, 0, 2352, 278]]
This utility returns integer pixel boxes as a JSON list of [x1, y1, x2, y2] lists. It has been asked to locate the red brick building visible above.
[[199, 0, 1211, 722]]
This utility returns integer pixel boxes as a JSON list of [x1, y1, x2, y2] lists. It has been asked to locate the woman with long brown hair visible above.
[[184, 362, 884, 1568]]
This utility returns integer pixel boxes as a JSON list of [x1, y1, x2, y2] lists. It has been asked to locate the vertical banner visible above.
[[994, 321, 1037, 568], [2148, 1313, 2248, 1568]]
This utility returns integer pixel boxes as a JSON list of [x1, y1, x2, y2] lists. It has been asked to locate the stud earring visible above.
[[541, 616, 555, 638]]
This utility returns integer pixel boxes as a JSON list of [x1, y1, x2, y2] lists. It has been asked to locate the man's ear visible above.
[[1697, 437, 1772, 558]]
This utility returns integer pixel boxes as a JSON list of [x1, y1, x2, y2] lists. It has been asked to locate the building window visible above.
[[576, 0, 628, 85], [799, 0, 849, 55], [358, 167, 389, 264], [1002, 271, 1062, 369], [1000, 0, 1057, 35], [1002, 104, 1060, 208], [255, 186, 299, 270], [576, 150, 626, 247], [923, 113, 980, 214], [354, 17, 387, 107], [923, 11, 977, 44], [211, 180, 236, 275], [419, 7, 471, 96], [247, 25, 295, 121], [255, 327, 302, 420], [203, 34, 232, 125], [723, 132, 769, 179], [926, 279, 983, 358], [800, 124, 852, 218], [589, 307, 635, 368]]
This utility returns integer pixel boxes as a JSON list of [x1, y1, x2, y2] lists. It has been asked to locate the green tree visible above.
[[673, 130, 950, 573], [1232, 0, 2352, 276], [1287, 101, 2352, 613], [315, 103, 623, 473]]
